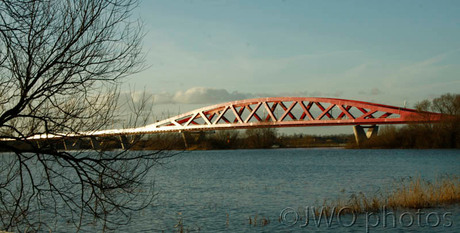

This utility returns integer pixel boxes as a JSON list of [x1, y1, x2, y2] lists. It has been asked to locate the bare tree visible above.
[[209, 130, 240, 149], [245, 128, 278, 149], [0, 0, 171, 231]]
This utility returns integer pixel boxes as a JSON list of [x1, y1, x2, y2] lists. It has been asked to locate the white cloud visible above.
[[149, 87, 345, 105], [151, 87, 251, 104], [152, 92, 174, 104], [171, 87, 249, 104]]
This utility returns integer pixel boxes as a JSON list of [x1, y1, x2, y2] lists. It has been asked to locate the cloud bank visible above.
[[150, 87, 343, 104], [153, 87, 250, 104]]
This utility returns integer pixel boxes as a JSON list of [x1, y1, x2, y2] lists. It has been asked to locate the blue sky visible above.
[[125, 0, 459, 133]]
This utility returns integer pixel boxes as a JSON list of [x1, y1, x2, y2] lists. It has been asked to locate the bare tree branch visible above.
[[0, 1, 170, 232]]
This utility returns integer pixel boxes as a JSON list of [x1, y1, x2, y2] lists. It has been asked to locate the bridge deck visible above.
[[25, 97, 444, 140]]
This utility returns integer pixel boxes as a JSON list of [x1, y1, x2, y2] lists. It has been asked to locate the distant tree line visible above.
[[132, 128, 353, 150], [355, 93, 459, 149]]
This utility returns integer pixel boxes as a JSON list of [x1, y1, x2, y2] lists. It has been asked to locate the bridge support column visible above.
[[181, 131, 206, 149], [181, 132, 189, 149], [353, 125, 379, 146], [119, 135, 129, 150], [118, 135, 142, 150], [63, 139, 81, 150], [90, 137, 101, 150]]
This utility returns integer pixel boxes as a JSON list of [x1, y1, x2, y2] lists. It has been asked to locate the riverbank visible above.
[[318, 175, 460, 216], [129, 132, 353, 150]]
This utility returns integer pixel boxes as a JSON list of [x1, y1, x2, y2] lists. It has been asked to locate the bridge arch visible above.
[[21, 97, 446, 148], [126, 97, 443, 134]]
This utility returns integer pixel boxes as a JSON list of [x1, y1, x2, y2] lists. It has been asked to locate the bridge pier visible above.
[[353, 125, 379, 146], [35, 140, 42, 149], [181, 131, 207, 149], [119, 135, 130, 150], [89, 137, 101, 150], [118, 135, 142, 150], [63, 139, 82, 150], [180, 132, 189, 149]]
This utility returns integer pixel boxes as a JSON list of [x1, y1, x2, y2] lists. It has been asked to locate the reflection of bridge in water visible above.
[[31, 97, 444, 149]]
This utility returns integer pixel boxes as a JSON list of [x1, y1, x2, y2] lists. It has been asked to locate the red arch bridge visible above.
[[28, 97, 444, 149]]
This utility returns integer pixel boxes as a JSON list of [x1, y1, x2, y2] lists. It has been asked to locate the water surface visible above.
[[121, 149, 459, 232]]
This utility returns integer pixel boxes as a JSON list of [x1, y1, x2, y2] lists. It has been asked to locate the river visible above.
[[104, 149, 460, 232]]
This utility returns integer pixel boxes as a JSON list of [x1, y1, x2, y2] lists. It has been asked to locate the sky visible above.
[[124, 0, 460, 134]]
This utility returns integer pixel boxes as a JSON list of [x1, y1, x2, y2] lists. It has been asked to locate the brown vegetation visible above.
[[129, 129, 352, 150], [319, 175, 460, 216], [352, 93, 460, 149]]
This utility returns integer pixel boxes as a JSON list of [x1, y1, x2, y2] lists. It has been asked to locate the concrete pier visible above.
[[353, 125, 379, 146]]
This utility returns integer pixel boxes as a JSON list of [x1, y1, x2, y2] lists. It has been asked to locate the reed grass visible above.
[[387, 175, 460, 208], [248, 213, 270, 227], [321, 175, 460, 216]]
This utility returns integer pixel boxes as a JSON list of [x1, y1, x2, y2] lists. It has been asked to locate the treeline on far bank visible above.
[[354, 93, 460, 149], [131, 128, 353, 150], [0, 130, 353, 152]]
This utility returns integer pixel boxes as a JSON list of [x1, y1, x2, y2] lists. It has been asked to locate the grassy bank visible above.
[[319, 175, 460, 216]]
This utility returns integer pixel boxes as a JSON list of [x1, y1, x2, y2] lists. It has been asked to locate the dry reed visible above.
[[320, 175, 460, 216]]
